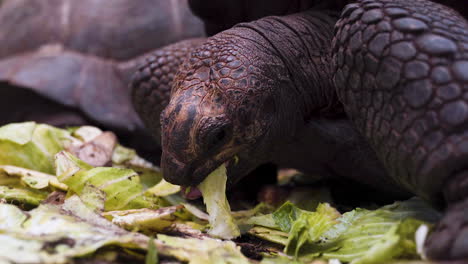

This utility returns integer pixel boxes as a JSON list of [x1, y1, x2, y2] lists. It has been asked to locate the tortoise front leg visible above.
[[333, 0, 468, 259], [130, 38, 206, 144]]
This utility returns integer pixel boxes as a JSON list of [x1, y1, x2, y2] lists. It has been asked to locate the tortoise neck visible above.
[[231, 10, 340, 139]]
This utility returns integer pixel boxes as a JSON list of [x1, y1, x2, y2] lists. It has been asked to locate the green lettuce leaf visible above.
[[198, 164, 240, 239], [0, 196, 149, 264], [146, 237, 159, 264], [271, 201, 305, 232], [285, 203, 341, 256], [156, 235, 249, 264], [56, 151, 159, 211], [0, 165, 66, 190], [146, 179, 180, 197], [111, 145, 162, 189], [0, 122, 75, 174], [248, 226, 289, 245], [0, 165, 62, 206], [296, 198, 440, 264], [0, 185, 48, 206], [260, 255, 305, 264], [245, 214, 278, 229], [102, 206, 186, 234]]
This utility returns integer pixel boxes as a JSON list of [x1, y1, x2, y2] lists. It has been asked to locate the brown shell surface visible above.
[[0, 0, 204, 60], [0, 0, 204, 132]]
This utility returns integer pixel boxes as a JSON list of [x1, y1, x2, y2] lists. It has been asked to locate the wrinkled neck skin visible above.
[[213, 9, 407, 197], [222, 10, 339, 160]]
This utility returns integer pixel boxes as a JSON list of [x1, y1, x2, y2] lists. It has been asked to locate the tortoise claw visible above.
[[425, 197, 468, 260]]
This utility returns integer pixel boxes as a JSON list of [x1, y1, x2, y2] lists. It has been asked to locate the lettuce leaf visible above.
[[287, 198, 440, 264], [272, 202, 304, 232], [198, 164, 240, 239], [0, 122, 75, 174], [111, 145, 162, 189], [146, 179, 180, 197], [0, 196, 149, 264], [102, 205, 186, 233], [248, 226, 289, 245], [0, 165, 64, 206], [285, 203, 341, 256], [56, 151, 160, 211], [156, 235, 249, 264]]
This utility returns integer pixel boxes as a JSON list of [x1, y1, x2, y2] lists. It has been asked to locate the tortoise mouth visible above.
[[179, 158, 239, 200], [181, 186, 203, 200], [162, 149, 240, 194]]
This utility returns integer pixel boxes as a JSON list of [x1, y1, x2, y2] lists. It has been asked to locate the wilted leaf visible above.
[[248, 226, 289, 245], [112, 145, 162, 189], [146, 237, 159, 264], [198, 164, 240, 239], [285, 203, 341, 256], [56, 151, 160, 211], [0, 196, 149, 264], [103, 205, 185, 233], [245, 214, 278, 229], [0, 203, 27, 229], [0, 122, 76, 174], [295, 198, 440, 264], [156, 235, 249, 264], [70, 126, 103, 142], [181, 203, 209, 221], [146, 179, 180, 197], [0, 184, 48, 206], [272, 202, 303, 233], [0, 165, 66, 190], [80, 183, 106, 212], [260, 255, 308, 264], [67, 131, 117, 167]]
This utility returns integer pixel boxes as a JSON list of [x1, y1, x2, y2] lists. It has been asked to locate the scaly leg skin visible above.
[[130, 38, 206, 144], [333, 0, 468, 259], [426, 172, 468, 260]]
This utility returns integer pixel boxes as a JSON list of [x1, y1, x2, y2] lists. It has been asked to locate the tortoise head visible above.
[[160, 36, 283, 188]]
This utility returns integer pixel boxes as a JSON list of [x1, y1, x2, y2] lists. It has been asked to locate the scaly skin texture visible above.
[[333, 0, 468, 260], [132, 0, 468, 259], [188, 0, 466, 35], [334, 0, 468, 203], [158, 11, 347, 187], [131, 39, 206, 144]]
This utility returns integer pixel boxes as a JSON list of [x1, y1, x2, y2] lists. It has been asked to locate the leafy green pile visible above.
[[249, 199, 439, 264], [0, 122, 440, 264]]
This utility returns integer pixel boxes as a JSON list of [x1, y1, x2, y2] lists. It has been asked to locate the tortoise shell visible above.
[[0, 0, 205, 133]]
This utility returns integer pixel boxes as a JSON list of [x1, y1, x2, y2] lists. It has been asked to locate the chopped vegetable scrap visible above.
[[0, 122, 440, 264]]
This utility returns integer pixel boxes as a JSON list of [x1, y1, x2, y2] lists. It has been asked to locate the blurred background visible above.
[[0, 0, 205, 161]]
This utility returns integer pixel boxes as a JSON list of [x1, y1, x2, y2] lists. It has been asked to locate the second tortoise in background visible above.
[[0, 0, 205, 158]]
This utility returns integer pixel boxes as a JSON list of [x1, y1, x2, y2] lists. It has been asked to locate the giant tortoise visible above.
[[132, 0, 468, 259]]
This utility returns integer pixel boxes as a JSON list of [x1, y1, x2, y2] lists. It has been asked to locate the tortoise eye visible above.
[[214, 128, 226, 143], [207, 127, 226, 149], [205, 123, 231, 151]]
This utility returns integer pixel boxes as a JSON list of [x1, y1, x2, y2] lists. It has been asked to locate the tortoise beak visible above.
[[161, 149, 235, 188], [161, 151, 194, 186]]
